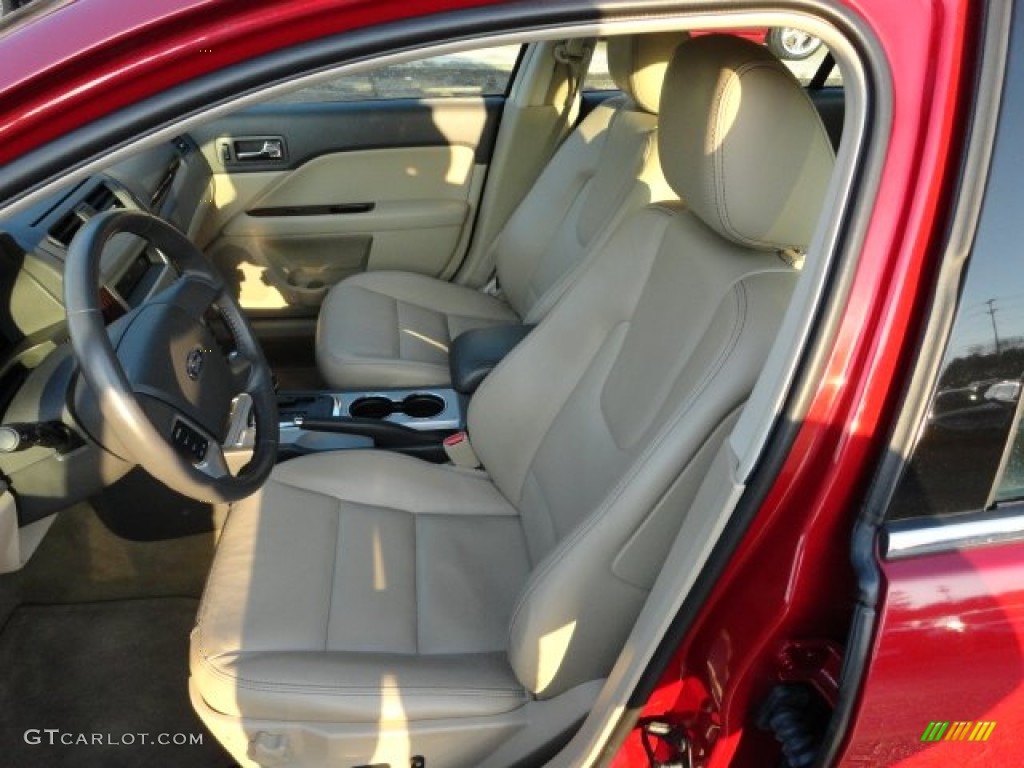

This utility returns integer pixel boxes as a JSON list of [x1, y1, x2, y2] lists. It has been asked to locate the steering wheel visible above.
[[65, 210, 278, 503]]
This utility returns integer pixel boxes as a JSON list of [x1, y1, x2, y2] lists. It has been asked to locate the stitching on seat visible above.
[[197, 654, 527, 698], [527, 123, 653, 325], [520, 173, 591, 312], [413, 513, 421, 654], [267, 477, 513, 519], [507, 272, 755, 657], [356, 276, 513, 318], [442, 314, 457, 349], [324, 500, 342, 652], [713, 60, 824, 251], [520, 471, 556, 563], [392, 295, 403, 358], [500, 210, 675, 506], [713, 61, 772, 249]]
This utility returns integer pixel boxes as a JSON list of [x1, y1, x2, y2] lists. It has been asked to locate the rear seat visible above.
[[315, 32, 685, 389]]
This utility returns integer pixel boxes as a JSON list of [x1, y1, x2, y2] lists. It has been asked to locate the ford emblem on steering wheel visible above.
[[185, 347, 205, 380]]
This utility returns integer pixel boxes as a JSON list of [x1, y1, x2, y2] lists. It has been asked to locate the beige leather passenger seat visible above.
[[315, 33, 683, 389]]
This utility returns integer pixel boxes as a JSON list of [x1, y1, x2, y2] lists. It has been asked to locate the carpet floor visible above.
[[0, 598, 235, 767]]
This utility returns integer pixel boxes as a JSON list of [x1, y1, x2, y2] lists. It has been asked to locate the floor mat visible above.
[[11, 502, 216, 606], [0, 598, 235, 767]]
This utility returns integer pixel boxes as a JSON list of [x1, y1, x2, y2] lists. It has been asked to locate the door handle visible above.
[[236, 139, 283, 161]]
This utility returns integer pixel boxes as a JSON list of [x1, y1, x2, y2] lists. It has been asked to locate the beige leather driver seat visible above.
[[192, 36, 835, 768], [315, 33, 683, 389]]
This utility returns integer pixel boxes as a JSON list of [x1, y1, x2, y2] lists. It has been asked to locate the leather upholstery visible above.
[[473, 205, 801, 695], [659, 35, 836, 251], [316, 270, 517, 388], [607, 31, 686, 114], [192, 451, 531, 723], [316, 33, 684, 389], [193, 36, 834, 766]]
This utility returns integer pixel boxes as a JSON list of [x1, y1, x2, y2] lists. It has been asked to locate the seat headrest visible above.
[[658, 35, 835, 251], [606, 32, 689, 114]]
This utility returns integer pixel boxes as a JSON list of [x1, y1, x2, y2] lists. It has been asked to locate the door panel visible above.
[[191, 97, 504, 312]]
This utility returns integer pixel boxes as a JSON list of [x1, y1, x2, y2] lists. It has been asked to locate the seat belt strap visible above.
[[552, 37, 594, 139], [473, 39, 594, 296], [481, 274, 503, 298]]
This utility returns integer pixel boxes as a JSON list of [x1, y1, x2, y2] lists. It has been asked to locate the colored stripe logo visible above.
[[921, 721, 996, 742]]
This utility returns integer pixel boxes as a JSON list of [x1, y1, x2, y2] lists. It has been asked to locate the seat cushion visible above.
[[316, 271, 519, 389], [191, 451, 532, 723]]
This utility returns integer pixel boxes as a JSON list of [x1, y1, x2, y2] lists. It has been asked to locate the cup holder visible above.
[[349, 393, 446, 420], [349, 396, 395, 420], [401, 394, 445, 419]]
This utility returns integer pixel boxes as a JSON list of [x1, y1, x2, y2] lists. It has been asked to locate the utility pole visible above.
[[985, 298, 1002, 354]]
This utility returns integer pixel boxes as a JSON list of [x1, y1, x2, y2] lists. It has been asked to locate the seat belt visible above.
[[443, 431, 481, 468], [479, 38, 594, 299], [552, 37, 593, 141]]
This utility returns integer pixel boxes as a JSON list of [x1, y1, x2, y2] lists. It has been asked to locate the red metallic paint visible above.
[[775, 639, 843, 708], [690, 28, 768, 45], [0, 0, 501, 166], [840, 542, 1024, 764], [611, 0, 979, 765]]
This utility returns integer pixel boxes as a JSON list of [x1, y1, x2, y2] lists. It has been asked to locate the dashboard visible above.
[[0, 135, 213, 411], [0, 135, 214, 523]]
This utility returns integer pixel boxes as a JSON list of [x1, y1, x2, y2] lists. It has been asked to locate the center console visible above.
[[275, 387, 467, 461], [265, 323, 536, 463]]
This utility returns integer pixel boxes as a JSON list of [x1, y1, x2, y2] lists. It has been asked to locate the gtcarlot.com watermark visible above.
[[24, 729, 203, 747]]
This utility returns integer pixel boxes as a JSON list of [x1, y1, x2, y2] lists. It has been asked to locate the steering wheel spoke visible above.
[[161, 271, 225, 319], [65, 209, 278, 503], [224, 392, 255, 449], [227, 350, 257, 393], [196, 440, 232, 482], [167, 400, 253, 484]]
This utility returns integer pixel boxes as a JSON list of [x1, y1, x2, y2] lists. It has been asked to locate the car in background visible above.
[[763, 26, 825, 59], [694, 26, 825, 59]]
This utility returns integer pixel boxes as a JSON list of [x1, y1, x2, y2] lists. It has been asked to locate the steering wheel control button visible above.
[[172, 420, 209, 462]]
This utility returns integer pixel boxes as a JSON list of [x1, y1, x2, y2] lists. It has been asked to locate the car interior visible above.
[[0, 13, 855, 768]]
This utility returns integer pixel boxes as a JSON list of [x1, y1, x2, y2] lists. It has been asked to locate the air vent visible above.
[[47, 183, 123, 249], [85, 183, 121, 212], [48, 211, 84, 248]]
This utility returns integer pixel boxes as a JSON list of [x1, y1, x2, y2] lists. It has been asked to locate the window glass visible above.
[[992, 381, 1024, 502], [276, 44, 522, 103], [583, 30, 842, 93], [887, 43, 1024, 519]]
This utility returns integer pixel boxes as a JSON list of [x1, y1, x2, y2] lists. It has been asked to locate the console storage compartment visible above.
[[449, 324, 534, 395]]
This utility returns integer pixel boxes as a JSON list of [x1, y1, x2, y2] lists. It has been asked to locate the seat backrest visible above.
[[493, 32, 684, 323], [468, 35, 835, 697]]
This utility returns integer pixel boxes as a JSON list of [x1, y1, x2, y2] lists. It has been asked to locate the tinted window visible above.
[[275, 45, 522, 103], [995, 401, 1024, 502], [888, 48, 1024, 520]]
